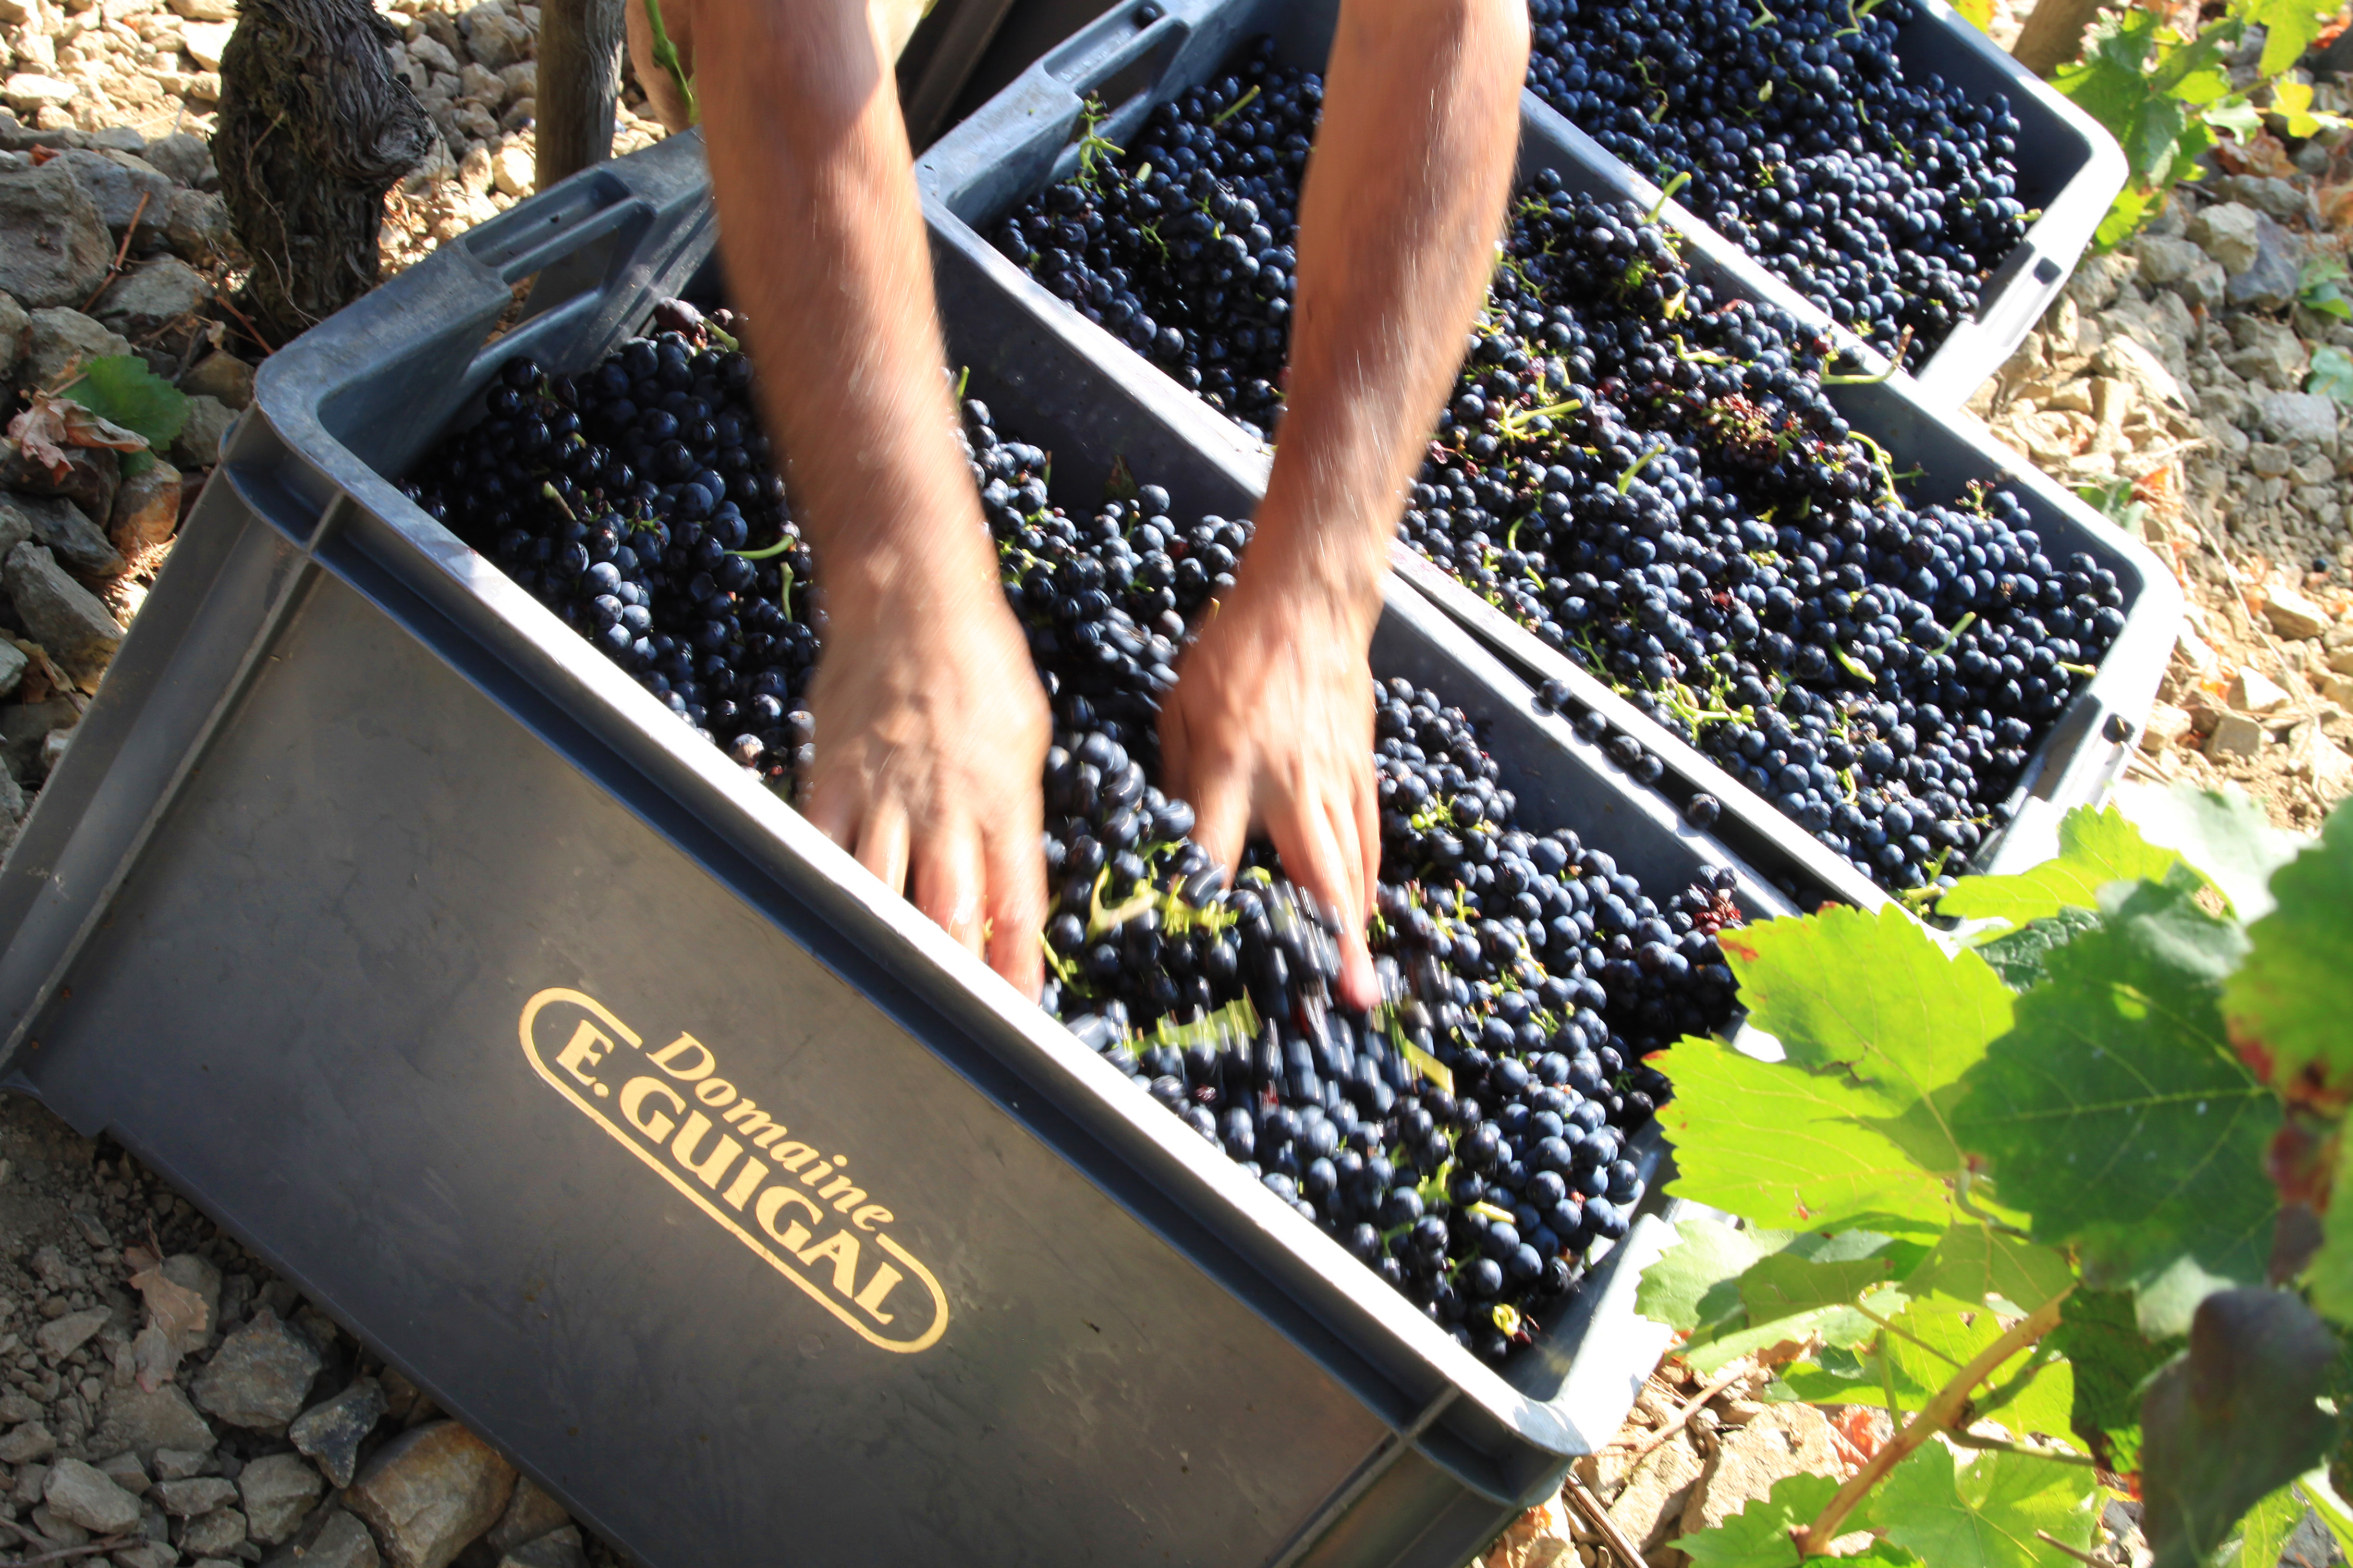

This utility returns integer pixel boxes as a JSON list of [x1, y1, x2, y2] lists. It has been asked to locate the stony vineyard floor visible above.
[[0, 0, 2330, 1565]]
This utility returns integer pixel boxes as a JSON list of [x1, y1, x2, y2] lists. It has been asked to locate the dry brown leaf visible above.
[[2320, 179, 2353, 232], [5, 390, 148, 483], [1826, 1404, 1884, 1472], [2218, 131, 2299, 179], [129, 1258, 209, 1356]]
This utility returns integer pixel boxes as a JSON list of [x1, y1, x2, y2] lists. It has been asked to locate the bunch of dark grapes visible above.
[[1523, 0, 2029, 367], [991, 38, 1314, 442], [962, 400, 1739, 1363], [400, 309, 1746, 1364], [1401, 173, 2124, 893], [402, 304, 820, 785]]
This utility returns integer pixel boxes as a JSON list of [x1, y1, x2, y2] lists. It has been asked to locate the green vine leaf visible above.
[[2310, 342, 2353, 402], [2231, 1484, 2307, 1568], [1655, 1038, 1960, 1230], [2222, 802, 2353, 1095], [2120, 782, 2305, 921], [1950, 879, 2273, 1297], [1861, 1443, 2104, 1568], [1721, 903, 2014, 1092], [1976, 909, 2105, 993], [2042, 1287, 2176, 1472], [66, 353, 187, 477], [1903, 1225, 2075, 1317], [1660, 904, 2017, 1231], [2312, 1140, 2353, 1325], [2203, 97, 2265, 140], [1937, 803, 2181, 934], [1677, 1472, 1845, 1567], [1738, 1250, 1904, 1345], [1636, 1216, 1784, 1338], [2238, 0, 2339, 76], [1921, 1300, 2077, 1439]]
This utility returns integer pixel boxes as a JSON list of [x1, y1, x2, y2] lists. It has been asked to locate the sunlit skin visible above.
[[641, 0, 1528, 1005]]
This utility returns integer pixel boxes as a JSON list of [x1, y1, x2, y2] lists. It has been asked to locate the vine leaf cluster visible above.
[[1637, 785, 2353, 1567], [2054, 0, 2348, 247]]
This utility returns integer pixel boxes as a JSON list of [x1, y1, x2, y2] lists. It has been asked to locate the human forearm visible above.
[[694, 0, 1049, 990], [1249, 0, 1529, 628], [696, 0, 997, 621]]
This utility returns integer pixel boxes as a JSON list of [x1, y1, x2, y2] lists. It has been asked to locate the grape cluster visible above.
[[401, 303, 820, 785], [1404, 174, 2123, 893], [992, 38, 1314, 442], [1523, 0, 2030, 367], [401, 309, 1747, 1363], [966, 400, 1739, 1361]]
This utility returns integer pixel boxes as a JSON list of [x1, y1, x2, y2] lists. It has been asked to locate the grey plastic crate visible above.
[[1515, 0, 2127, 405], [0, 132, 1804, 1568], [916, 0, 2178, 911], [919, 0, 2122, 406]]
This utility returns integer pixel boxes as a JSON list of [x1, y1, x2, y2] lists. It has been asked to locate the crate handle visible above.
[[1040, 1, 1190, 107], [459, 179, 651, 288], [218, 449, 333, 548], [1971, 241, 2067, 342]]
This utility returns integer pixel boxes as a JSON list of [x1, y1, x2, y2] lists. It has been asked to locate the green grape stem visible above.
[[640, 0, 696, 123], [1643, 170, 1692, 226], [1821, 326, 1912, 385], [1211, 84, 1261, 125]]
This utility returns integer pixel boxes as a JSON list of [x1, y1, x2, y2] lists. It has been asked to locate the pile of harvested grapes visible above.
[[401, 311, 1741, 1365], [1522, 0, 2031, 369], [1408, 176, 2122, 895], [993, 44, 2121, 896]]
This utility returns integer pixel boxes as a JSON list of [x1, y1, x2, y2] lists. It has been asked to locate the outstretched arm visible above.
[[1162, 0, 1529, 1008], [697, 0, 1050, 994]]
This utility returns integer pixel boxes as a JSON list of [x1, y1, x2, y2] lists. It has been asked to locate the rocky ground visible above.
[[1944, 18, 2353, 835], [0, 3, 672, 1565], [0, 2, 2329, 1566], [0, 1093, 621, 1568]]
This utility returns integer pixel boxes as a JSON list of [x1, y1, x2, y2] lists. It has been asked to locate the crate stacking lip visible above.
[[0, 129, 1813, 1568], [915, 0, 2179, 915]]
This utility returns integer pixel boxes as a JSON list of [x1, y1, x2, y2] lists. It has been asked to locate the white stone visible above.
[[2264, 584, 2333, 640], [2206, 712, 2266, 758], [177, 18, 227, 67], [2097, 337, 2189, 411], [457, 4, 526, 69], [2230, 666, 2293, 714], [166, 0, 230, 18], [490, 141, 531, 197], [2263, 390, 2341, 449], [2142, 703, 2197, 751], [407, 33, 457, 74], [2192, 201, 2263, 273], [3, 72, 77, 109]]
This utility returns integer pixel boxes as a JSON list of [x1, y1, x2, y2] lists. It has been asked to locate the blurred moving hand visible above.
[[1163, 0, 1529, 1008]]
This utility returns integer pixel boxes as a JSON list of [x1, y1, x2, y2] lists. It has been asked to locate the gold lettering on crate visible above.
[[517, 988, 948, 1353]]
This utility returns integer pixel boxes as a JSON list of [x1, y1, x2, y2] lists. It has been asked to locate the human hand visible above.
[[799, 570, 1051, 997], [1160, 552, 1382, 1011]]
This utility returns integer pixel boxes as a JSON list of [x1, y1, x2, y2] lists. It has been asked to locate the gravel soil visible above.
[[0, 0, 2340, 1563]]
